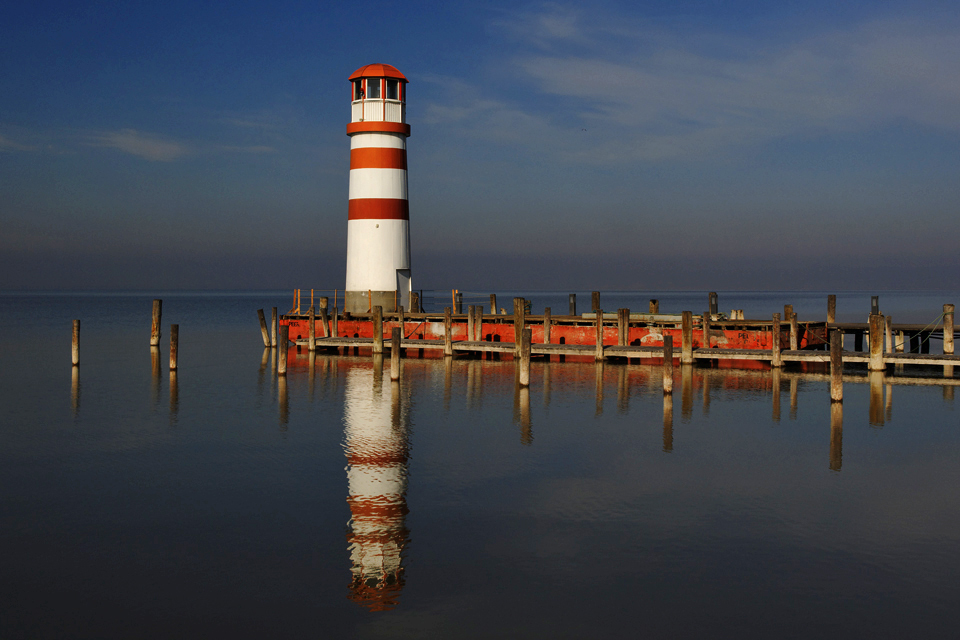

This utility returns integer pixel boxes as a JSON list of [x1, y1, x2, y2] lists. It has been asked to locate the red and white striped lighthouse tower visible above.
[[345, 64, 412, 313]]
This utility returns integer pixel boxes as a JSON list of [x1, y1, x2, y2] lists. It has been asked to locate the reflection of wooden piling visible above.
[[271, 307, 278, 348], [771, 313, 782, 367], [649, 299, 659, 314], [71, 366, 80, 416], [519, 386, 532, 445], [257, 309, 270, 347], [789, 377, 798, 420], [390, 327, 401, 381], [885, 382, 893, 420], [595, 361, 604, 416], [681, 311, 693, 364], [543, 307, 551, 344], [372, 306, 384, 354], [443, 307, 453, 356], [169, 324, 179, 371], [150, 299, 162, 346], [595, 309, 604, 361], [662, 394, 673, 452], [308, 308, 316, 352], [663, 335, 674, 395], [829, 403, 843, 471], [945, 304, 955, 355], [827, 295, 836, 324], [278, 375, 288, 426], [869, 371, 884, 426], [772, 366, 781, 422], [277, 325, 288, 375], [170, 370, 179, 417], [681, 364, 693, 419], [868, 314, 884, 371], [72, 319, 80, 366], [519, 328, 532, 387], [830, 330, 843, 402]]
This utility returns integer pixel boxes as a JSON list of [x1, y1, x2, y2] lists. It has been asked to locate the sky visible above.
[[1, 0, 959, 291]]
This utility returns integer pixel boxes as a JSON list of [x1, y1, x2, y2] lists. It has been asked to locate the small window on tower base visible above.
[[386, 79, 399, 100]]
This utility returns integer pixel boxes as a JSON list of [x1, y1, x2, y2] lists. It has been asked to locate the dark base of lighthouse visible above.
[[345, 290, 406, 314]]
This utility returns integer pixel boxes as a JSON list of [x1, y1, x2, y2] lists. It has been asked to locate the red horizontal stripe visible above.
[[351, 148, 406, 170], [349, 199, 409, 220], [347, 122, 411, 136]]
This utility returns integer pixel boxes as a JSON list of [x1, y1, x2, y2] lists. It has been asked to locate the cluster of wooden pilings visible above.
[[265, 293, 960, 406]]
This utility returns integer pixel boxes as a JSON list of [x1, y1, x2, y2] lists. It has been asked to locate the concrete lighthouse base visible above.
[[345, 289, 410, 314]]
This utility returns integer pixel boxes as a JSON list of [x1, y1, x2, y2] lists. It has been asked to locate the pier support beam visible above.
[[789, 313, 799, 351], [513, 298, 526, 357], [830, 330, 843, 402], [595, 309, 604, 361], [868, 314, 884, 371], [308, 308, 316, 352], [271, 307, 278, 348], [444, 307, 453, 356], [467, 305, 475, 343], [372, 306, 384, 355], [489, 294, 497, 315], [885, 315, 893, 354], [543, 307, 551, 344], [681, 311, 693, 365], [771, 313, 782, 368], [703, 311, 711, 349], [592, 291, 601, 313], [945, 304, 955, 355], [618, 308, 629, 346]]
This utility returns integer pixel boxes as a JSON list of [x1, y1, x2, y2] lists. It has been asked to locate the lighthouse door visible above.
[[396, 269, 411, 312]]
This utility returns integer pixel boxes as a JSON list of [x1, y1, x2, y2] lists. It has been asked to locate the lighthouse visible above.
[[345, 64, 412, 314]]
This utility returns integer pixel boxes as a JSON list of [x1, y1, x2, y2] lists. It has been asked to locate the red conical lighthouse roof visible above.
[[349, 64, 407, 82]]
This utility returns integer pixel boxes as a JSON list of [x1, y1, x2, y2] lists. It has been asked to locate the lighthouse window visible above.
[[353, 80, 364, 100], [385, 79, 399, 100], [366, 78, 381, 99]]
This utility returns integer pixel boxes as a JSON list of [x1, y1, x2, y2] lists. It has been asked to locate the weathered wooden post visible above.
[[444, 307, 453, 356], [830, 329, 843, 402], [271, 307, 278, 348], [72, 319, 80, 366], [467, 305, 475, 342], [868, 314, 884, 371], [709, 292, 718, 317], [372, 306, 384, 354], [150, 299, 162, 346], [618, 308, 628, 346], [595, 308, 605, 361], [591, 291, 601, 312], [944, 304, 955, 355], [513, 297, 526, 357], [649, 299, 659, 314], [476, 306, 484, 341], [569, 294, 577, 316], [169, 324, 179, 371], [454, 292, 463, 314], [390, 327, 401, 381], [884, 315, 893, 354], [519, 327, 532, 387], [681, 311, 693, 365], [663, 335, 673, 395], [257, 309, 270, 347], [771, 313, 782, 367], [895, 329, 904, 353], [319, 297, 330, 337], [827, 295, 836, 324], [784, 304, 793, 323], [308, 308, 316, 352], [789, 313, 799, 350], [543, 307, 552, 344], [331, 307, 339, 339], [703, 311, 711, 349], [277, 325, 288, 375]]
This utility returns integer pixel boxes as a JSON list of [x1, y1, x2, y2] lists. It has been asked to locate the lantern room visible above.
[[349, 63, 407, 125]]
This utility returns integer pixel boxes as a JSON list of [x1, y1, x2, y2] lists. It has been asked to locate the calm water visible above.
[[1, 291, 959, 638]]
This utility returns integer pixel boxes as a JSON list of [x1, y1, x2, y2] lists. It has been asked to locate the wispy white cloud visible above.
[[87, 129, 189, 161], [0, 133, 37, 152]]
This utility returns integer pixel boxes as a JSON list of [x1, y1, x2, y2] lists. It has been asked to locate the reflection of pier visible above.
[[343, 363, 410, 611]]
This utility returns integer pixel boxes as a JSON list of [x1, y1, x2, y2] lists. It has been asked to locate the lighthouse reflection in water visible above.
[[343, 359, 411, 611]]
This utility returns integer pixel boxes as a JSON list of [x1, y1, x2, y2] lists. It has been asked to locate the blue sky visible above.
[[2, 0, 959, 290]]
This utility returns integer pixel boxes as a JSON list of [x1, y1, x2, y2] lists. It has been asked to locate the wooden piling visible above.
[[868, 314, 884, 370], [308, 308, 316, 352], [444, 307, 453, 356], [489, 294, 497, 315], [513, 298, 526, 357], [830, 329, 843, 402], [569, 294, 577, 316], [703, 311, 711, 349], [618, 308, 629, 346], [885, 315, 893, 354], [150, 299, 162, 346], [519, 327, 532, 387], [543, 307, 552, 344], [591, 291, 600, 312], [277, 325, 288, 375], [390, 327, 401, 381], [257, 309, 270, 347], [784, 304, 793, 323], [681, 311, 693, 365], [771, 313, 782, 367], [649, 299, 659, 314], [319, 297, 330, 337], [72, 319, 80, 366], [332, 307, 338, 338], [789, 313, 799, 350], [271, 307, 278, 348], [169, 324, 179, 371], [944, 304, 955, 355], [827, 295, 836, 324], [663, 335, 673, 395], [595, 308, 604, 361], [467, 305, 475, 343], [372, 306, 384, 354]]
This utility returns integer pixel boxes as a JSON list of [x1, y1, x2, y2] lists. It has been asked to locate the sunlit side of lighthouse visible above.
[[345, 64, 412, 313]]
